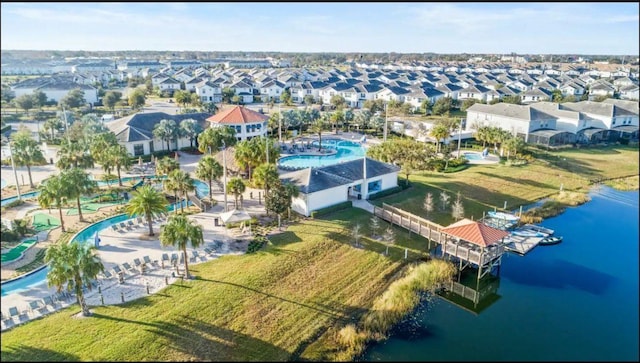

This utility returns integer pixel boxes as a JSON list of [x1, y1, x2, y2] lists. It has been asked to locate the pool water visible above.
[[277, 139, 366, 169], [0, 179, 209, 297], [463, 152, 483, 161]]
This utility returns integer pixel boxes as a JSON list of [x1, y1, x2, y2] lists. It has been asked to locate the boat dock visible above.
[[504, 235, 545, 255]]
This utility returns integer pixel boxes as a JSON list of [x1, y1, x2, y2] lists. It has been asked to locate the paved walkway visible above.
[[0, 207, 257, 332], [352, 198, 375, 214]]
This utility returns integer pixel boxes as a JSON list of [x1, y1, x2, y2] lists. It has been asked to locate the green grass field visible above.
[[1, 208, 434, 361], [31, 213, 60, 232]]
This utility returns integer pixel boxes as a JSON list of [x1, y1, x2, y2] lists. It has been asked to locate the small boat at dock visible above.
[[539, 236, 563, 245], [487, 211, 520, 222]]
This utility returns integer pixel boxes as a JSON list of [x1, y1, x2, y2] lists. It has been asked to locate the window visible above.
[[368, 180, 382, 193], [134, 144, 144, 156]]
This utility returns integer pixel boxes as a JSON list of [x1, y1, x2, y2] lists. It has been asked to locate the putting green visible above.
[[1, 238, 37, 263], [66, 202, 119, 215], [31, 213, 61, 231]]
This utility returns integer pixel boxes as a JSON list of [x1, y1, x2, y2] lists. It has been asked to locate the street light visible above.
[[221, 140, 228, 212], [383, 102, 388, 142]]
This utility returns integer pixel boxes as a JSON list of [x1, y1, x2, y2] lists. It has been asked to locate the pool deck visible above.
[[0, 205, 262, 331], [459, 151, 500, 165]]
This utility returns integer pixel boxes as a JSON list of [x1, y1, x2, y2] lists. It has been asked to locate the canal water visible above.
[[364, 186, 639, 361]]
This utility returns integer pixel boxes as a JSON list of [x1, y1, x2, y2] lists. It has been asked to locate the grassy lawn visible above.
[[373, 145, 639, 226], [1, 208, 435, 362], [31, 213, 61, 232]]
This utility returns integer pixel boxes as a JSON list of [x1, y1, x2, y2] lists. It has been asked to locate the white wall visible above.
[[307, 185, 349, 214]]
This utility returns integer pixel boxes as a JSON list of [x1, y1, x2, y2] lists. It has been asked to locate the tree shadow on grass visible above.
[[0, 345, 81, 362], [92, 313, 290, 361]]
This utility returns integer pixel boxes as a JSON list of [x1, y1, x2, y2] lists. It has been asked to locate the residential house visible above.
[[195, 81, 222, 103], [206, 105, 268, 141]]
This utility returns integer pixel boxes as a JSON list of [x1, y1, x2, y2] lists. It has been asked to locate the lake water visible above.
[[364, 185, 639, 361]]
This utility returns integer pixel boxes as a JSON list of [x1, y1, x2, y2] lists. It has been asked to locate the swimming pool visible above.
[[277, 139, 366, 170], [463, 152, 484, 161], [0, 180, 209, 297]]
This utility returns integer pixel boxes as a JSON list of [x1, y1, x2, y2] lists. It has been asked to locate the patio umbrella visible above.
[[138, 156, 143, 166]]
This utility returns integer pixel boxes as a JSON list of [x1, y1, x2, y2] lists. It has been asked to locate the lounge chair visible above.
[[170, 253, 179, 265], [126, 220, 135, 229], [42, 296, 60, 309], [133, 258, 142, 268], [2, 313, 14, 329], [112, 265, 123, 275], [8, 307, 19, 319], [101, 270, 114, 279], [161, 253, 170, 263], [28, 300, 43, 314], [18, 313, 29, 323], [136, 217, 144, 225], [110, 225, 119, 232], [119, 222, 128, 230], [143, 255, 159, 268], [122, 262, 136, 273]]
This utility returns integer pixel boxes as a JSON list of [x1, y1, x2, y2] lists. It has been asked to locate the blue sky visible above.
[[1, 2, 638, 55]]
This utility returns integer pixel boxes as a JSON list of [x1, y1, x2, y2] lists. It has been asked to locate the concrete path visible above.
[[352, 198, 375, 214]]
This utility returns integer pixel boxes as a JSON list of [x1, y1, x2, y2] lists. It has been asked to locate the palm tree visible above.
[[227, 177, 246, 209], [429, 123, 450, 154], [124, 185, 168, 236], [153, 119, 178, 152], [159, 214, 204, 278], [38, 174, 70, 232], [253, 163, 279, 197], [10, 129, 46, 188], [62, 168, 97, 222], [234, 139, 260, 180], [283, 182, 299, 219], [167, 169, 194, 213], [43, 117, 64, 141], [57, 139, 94, 170], [197, 127, 237, 155], [109, 145, 132, 187], [90, 132, 119, 168], [155, 156, 180, 176], [195, 155, 223, 201], [163, 176, 181, 214], [45, 242, 104, 317], [310, 117, 326, 151], [180, 118, 202, 148]]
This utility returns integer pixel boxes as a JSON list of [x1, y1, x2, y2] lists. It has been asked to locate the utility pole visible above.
[[8, 142, 21, 201], [457, 118, 463, 157], [221, 140, 228, 212], [383, 102, 388, 142]]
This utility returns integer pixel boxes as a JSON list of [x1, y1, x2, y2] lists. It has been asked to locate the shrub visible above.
[[310, 201, 353, 218], [246, 236, 268, 253], [368, 186, 403, 200], [4, 199, 25, 209]]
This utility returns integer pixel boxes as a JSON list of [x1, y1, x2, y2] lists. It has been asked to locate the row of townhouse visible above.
[[465, 98, 639, 146], [9, 75, 99, 105]]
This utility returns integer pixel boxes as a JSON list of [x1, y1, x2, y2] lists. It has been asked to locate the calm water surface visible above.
[[364, 186, 639, 361]]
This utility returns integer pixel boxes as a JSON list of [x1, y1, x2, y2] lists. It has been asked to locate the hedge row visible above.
[[368, 186, 403, 200], [310, 201, 353, 218]]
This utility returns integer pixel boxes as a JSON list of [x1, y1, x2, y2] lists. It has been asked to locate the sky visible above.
[[1, 2, 638, 55]]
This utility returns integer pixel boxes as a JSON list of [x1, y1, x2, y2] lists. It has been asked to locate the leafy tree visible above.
[[432, 96, 453, 116], [43, 117, 64, 141], [503, 135, 526, 160], [264, 180, 298, 227], [128, 88, 146, 110], [38, 174, 70, 232], [231, 95, 242, 105], [202, 101, 218, 114], [59, 88, 86, 109], [1, 84, 15, 103], [197, 126, 237, 154], [330, 95, 346, 110], [221, 87, 235, 103], [227, 177, 246, 209], [195, 155, 223, 201], [153, 119, 178, 151], [102, 91, 122, 111], [330, 110, 344, 133], [304, 95, 315, 106], [280, 88, 292, 106], [159, 214, 204, 278], [45, 242, 104, 317], [461, 98, 479, 112], [451, 191, 465, 221], [10, 128, 46, 188], [124, 185, 168, 236], [439, 191, 451, 212], [14, 94, 34, 115], [502, 95, 522, 104], [420, 99, 433, 115], [369, 215, 381, 239], [180, 118, 202, 148], [354, 109, 372, 131], [382, 226, 395, 256], [62, 168, 97, 222], [352, 223, 362, 248], [174, 90, 191, 110], [551, 89, 563, 103], [423, 192, 434, 219], [363, 99, 385, 113], [32, 90, 48, 111], [366, 139, 434, 182], [268, 112, 280, 137]]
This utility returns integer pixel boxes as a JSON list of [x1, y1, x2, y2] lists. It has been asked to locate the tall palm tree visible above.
[[62, 168, 97, 222], [124, 185, 168, 236], [109, 145, 132, 187], [90, 132, 119, 169], [253, 163, 279, 197], [163, 176, 181, 214], [38, 174, 70, 232], [45, 242, 104, 317], [310, 117, 326, 151], [234, 139, 260, 180], [167, 169, 194, 213], [227, 177, 246, 209], [155, 156, 180, 176], [197, 126, 237, 155], [153, 119, 178, 152], [195, 155, 223, 201], [11, 129, 46, 188], [180, 118, 202, 148], [429, 123, 450, 154], [57, 139, 94, 170], [159, 214, 204, 278]]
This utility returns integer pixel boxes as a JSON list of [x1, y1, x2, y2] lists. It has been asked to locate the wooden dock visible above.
[[504, 235, 544, 255]]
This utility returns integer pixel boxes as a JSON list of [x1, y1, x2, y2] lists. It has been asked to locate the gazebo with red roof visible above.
[[206, 105, 269, 141], [440, 218, 509, 281]]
